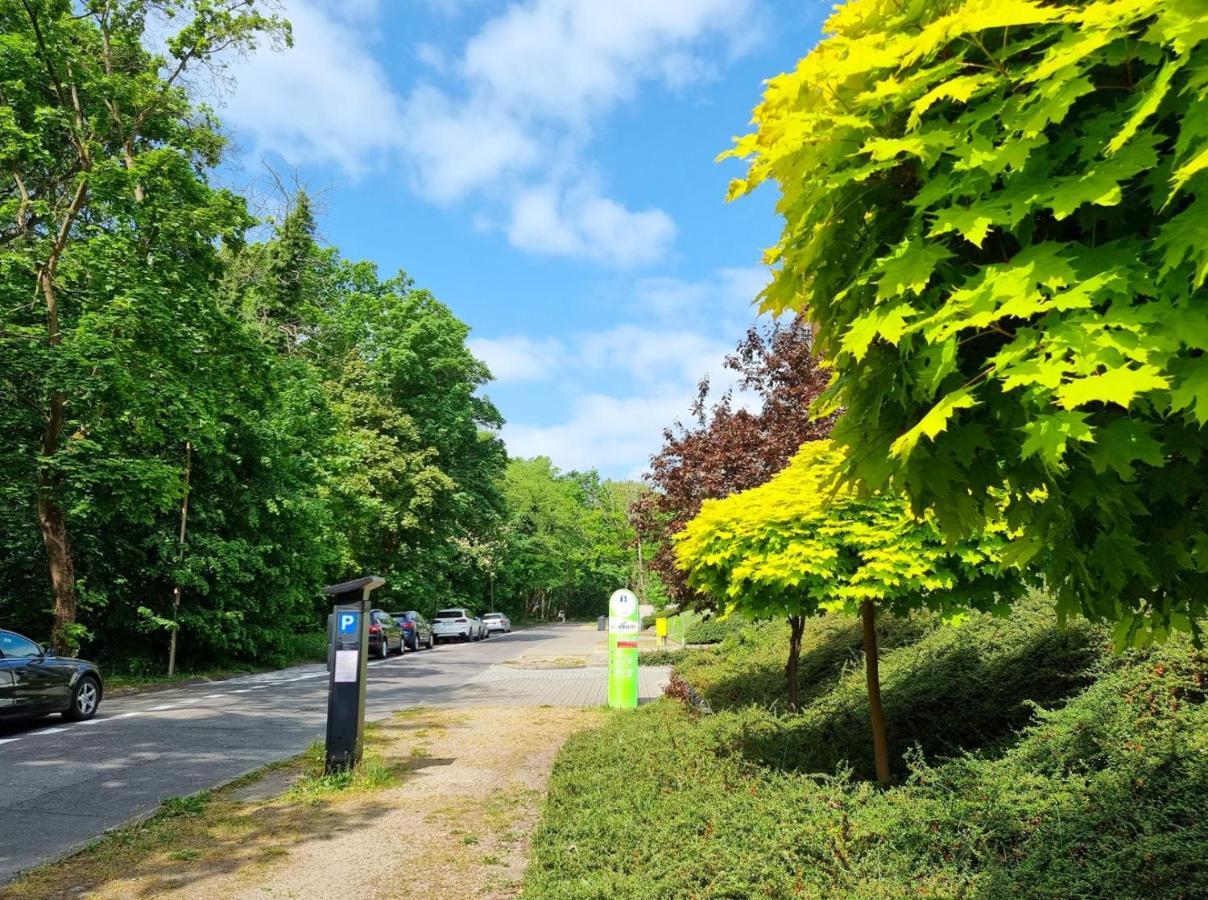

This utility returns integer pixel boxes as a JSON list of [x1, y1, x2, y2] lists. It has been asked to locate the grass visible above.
[[102, 632, 328, 695], [524, 597, 1207, 898]]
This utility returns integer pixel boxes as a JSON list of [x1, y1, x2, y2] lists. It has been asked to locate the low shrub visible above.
[[684, 616, 730, 645], [638, 648, 691, 666], [525, 602, 1207, 898]]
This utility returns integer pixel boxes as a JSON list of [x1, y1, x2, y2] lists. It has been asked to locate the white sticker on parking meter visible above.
[[334, 649, 359, 682]]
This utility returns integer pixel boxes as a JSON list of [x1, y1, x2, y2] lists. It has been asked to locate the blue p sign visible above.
[[338, 612, 358, 635]]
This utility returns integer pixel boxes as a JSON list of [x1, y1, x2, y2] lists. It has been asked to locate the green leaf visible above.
[[1168, 356, 1208, 425], [1107, 58, 1183, 155], [841, 304, 916, 360], [890, 387, 978, 459], [1056, 365, 1169, 410], [907, 73, 996, 130], [1020, 411, 1095, 468], [1087, 420, 1165, 480], [1155, 197, 1208, 287], [876, 240, 954, 300], [1169, 143, 1208, 198]]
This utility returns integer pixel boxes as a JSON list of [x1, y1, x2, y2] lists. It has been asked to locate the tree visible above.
[[635, 316, 832, 607], [222, 193, 508, 616], [493, 458, 639, 620], [0, 0, 288, 652], [724, 0, 1208, 644], [675, 440, 1023, 782]]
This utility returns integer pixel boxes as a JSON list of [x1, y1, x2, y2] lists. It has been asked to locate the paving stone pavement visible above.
[[444, 662, 670, 707]]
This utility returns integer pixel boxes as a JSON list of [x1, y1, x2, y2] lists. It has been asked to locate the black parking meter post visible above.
[[323, 575, 384, 774]]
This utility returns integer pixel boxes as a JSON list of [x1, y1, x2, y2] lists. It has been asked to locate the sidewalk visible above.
[[2, 627, 674, 900], [440, 623, 670, 707]]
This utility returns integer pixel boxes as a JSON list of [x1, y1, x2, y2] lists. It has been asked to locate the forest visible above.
[[0, 0, 647, 674]]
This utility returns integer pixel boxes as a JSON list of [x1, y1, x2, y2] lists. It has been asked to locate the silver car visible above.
[[482, 612, 511, 634], [432, 608, 486, 643]]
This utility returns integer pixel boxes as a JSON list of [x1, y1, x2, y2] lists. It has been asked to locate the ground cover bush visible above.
[[525, 603, 1206, 898], [684, 616, 731, 645]]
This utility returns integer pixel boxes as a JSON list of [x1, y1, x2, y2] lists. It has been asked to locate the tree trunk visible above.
[[861, 600, 891, 784], [39, 382, 76, 655], [38, 479, 76, 656], [635, 537, 647, 600], [167, 441, 192, 676], [34, 177, 89, 657], [786, 614, 805, 711]]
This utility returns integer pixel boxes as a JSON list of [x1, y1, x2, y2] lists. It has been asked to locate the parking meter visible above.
[[607, 588, 640, 709], [323, 575, 384, 773]]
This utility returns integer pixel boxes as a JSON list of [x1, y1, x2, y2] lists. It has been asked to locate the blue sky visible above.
[[216, 0, 829, 477]]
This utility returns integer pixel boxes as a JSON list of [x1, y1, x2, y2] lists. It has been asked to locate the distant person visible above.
[[558, 609, 566, 622]]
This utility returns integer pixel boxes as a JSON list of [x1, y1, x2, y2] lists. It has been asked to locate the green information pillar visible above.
[[607, 588, 640, 709]]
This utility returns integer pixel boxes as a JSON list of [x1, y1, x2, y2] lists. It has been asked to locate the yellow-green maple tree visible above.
[[675, 440, 1023, 782], [725, 0, 1208, 646]]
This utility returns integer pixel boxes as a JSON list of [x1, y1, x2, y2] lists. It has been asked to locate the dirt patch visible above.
[[501, 656, 587, 670], [4, 707, 601, 900]]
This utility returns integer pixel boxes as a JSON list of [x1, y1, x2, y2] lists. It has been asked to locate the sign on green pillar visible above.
[[608, 588, 640, 709]]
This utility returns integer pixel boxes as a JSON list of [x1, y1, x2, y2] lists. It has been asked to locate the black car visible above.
[[389, 611, 434, 651], [367, 609, 404, 659], [0, 629, 103, 722]]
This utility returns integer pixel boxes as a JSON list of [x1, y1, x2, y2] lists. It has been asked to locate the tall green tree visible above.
[[493, 458, 641, 619], [222, 194, 508, 614], [725, 0, 1208, 644], [0, 0, 288, 651]]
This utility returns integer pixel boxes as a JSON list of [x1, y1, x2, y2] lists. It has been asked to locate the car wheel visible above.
[[427, 634, 434, 649], [64, 676, 100, 721], [378, 639, 389, 660]]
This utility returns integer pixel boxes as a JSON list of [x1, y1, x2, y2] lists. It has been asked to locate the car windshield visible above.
[[483, 614, 501, 620], [436, 610, 463, 619]]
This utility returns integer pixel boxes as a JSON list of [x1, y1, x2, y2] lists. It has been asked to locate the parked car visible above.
[[482, 612, 512, 634], [367, 609, 405, 658], [0, 629, 103, 722], [432, 608, 486, 643], [389, 611, 434, 651]]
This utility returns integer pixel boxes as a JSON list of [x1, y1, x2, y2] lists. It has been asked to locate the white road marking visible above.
[[148, 704, 177, 712], [0, 737, 22, 746]]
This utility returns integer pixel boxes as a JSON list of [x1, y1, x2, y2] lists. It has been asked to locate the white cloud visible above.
[[506, 185, 675, 267], [402, 89, 540, 204], [221, 0, 759, 266], [635, 265, 769, 325], [502, 392, 689, 475], [461, 0, 750, 124], [578, 325, 731, 386], [221, 0, 404, 175], [479, 302, 762, 475], [397, 0, 759, 265], [469, 335, 566, 382]]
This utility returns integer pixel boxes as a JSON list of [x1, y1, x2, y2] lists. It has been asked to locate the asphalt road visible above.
[[0, 626, 568, 883]]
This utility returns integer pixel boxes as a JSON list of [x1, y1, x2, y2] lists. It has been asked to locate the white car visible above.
[[482, 612, 511, 634], [432, 608, 486, 642]]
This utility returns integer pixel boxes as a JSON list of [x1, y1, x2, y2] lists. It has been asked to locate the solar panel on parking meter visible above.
[[607, 588, 640, 709], [323, 575, 384, 773]]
